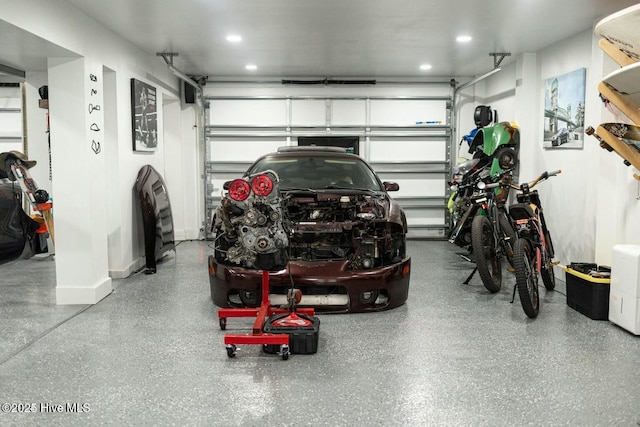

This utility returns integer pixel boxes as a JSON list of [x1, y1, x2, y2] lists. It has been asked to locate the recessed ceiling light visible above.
[[226, 35, 242, 43], [456, 35, 472, 43], [419, 64, 432, 71], [245, 64, 257, 71]]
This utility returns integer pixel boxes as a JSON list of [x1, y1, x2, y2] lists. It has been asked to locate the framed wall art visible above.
[[543, 68, 586, 149], [131, 78, 158, 152]]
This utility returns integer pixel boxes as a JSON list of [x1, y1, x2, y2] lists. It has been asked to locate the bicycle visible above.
[[489, 170, 561, 318], [469, 170, 517, 293]]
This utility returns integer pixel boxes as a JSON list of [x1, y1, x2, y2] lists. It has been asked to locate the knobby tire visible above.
[[514, 238, 539, 318], [471, 215, 502, 293]]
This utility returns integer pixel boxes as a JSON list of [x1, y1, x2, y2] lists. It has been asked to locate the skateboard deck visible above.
[[586, 124, 640, 180], [601, 122, 640, 155], [595, 4, 640, 63]]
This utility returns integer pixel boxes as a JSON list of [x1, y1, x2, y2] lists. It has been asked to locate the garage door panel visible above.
[[370, 100, 448, 126], [291, 99, 326, 126], [208, 100, 286, 126], [206, 139, 287, 162], [332, 100, 366, 126], [405, 210, 445, 225], [382, 178, 445, 198], [369, 138, 447, 162]]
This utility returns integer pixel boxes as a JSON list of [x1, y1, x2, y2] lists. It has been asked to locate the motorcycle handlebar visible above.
[[483, 170, 562, 191], [529, 169, 562, 188]]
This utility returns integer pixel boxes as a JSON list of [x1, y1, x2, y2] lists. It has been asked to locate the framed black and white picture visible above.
[[131, 78, 158, 152]]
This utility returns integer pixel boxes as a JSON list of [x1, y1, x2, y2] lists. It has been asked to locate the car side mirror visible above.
[[383, 181, 399, 192]]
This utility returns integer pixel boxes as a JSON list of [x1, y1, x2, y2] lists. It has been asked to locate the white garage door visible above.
[[204, 89, 453, 239]]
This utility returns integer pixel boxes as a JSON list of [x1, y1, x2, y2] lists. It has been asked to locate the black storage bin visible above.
[[565, 264, 611, 320], [263, 312, 320, 354]]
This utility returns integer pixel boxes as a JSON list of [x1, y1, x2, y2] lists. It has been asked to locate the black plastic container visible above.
[[263, 312, 320, 354], [565, 265, 611, 320]]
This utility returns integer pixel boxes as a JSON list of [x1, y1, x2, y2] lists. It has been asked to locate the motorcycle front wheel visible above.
[[471, 215, 502, 293], [514, 238, 539, 318]]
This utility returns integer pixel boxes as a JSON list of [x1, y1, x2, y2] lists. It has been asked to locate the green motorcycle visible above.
[[463, 107, 520, 292], [449, 108, 520, 251]]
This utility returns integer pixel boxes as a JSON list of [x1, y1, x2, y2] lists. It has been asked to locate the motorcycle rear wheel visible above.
[[541, 245, 556, 290]]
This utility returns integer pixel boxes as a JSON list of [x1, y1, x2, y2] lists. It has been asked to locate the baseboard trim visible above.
[[109, 257, 146, 279], [56, 277, 112, 305]]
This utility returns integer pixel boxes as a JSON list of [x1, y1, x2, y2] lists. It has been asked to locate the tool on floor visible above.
[[217, 269, 319, 360]]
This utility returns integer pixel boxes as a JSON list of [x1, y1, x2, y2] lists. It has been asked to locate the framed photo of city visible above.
[[131, 78, 158, 152], [543, 68, 586, 149]]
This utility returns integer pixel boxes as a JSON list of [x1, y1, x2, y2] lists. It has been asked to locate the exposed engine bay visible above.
[[212, 171, 406, 272]]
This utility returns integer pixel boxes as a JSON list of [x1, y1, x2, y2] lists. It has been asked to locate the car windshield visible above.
[[247, 155, 383, 191]]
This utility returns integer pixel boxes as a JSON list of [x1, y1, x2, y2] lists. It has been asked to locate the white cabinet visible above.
[[609, 244, 640, 335]]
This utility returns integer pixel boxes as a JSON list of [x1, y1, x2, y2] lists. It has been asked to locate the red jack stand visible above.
[[218, 270, 315, 360]]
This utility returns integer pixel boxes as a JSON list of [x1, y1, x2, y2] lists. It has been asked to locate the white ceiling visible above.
[[1, 0, 639, 82], [0, 20, 75, 82]]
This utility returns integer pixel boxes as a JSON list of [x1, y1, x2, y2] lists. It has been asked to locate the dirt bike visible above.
[[487, 170, 561, 318], [450, 108, 519, 248], [469, 170, 517, 293], [449, 108, 521, 290]]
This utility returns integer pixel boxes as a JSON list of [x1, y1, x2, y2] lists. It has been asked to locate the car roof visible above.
[[276, 146, 348, 154], [251, 146, 363, 163], [247, 145, 385, 189]]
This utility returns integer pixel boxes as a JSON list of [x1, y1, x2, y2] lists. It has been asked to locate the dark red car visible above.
[[207, 146, 411, 313]]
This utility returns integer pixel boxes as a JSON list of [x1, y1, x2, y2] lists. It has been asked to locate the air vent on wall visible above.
[[281, 78, 376, 85]]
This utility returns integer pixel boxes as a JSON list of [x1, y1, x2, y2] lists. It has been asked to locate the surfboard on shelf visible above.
[[595, 4, 640, 66], [598, 61, 640, 125], [603, 61, 640, 106]]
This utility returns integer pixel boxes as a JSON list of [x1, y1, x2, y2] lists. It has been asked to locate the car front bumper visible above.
[[208, 256, 411, 313]]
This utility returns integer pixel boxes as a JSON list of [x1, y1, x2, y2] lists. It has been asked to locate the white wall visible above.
[[468, 27, 639, 273], [23, 72, 51, 195], [1, 1, 201, 289]]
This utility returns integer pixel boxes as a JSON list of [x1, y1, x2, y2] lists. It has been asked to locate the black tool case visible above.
[[262, 312, 320, 354]]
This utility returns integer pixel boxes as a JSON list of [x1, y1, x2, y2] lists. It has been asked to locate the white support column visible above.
[[513, 53, 539, 182], [48, 57, 112, 305]]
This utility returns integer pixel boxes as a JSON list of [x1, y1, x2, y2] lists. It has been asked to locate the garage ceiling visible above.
[[2, 0, 639, 81], [0, 20, 76, 82]]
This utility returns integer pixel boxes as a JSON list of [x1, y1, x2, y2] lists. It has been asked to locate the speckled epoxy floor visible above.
[[1, 240, 639, 426]]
